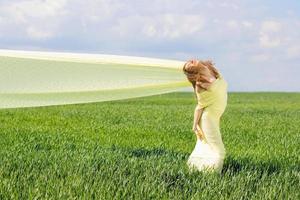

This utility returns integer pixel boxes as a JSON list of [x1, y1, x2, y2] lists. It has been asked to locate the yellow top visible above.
[[196, 73, 228, 113]]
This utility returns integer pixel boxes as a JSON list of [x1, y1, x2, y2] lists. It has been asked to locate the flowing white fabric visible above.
[[187, 75, 228, 174], [0, 49, 190, 109]]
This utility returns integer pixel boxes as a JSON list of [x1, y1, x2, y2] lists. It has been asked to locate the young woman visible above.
[[183, 59, 228, 174]]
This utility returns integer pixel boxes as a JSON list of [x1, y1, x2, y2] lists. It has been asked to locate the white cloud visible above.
[[227, 20, 239, 30], [219, 2, 240, 10], [242, 21, 253, 29], [259, 34, 281, 48], [143, 25, 157, 37], [0, 0, 68, 21], [261, 20, 281, 32], [26, 27, 54, 40], [75, 0, 125, 24], [0, 0, 68, 40], [207, 1, 240, 11], [287, 46, 300, 59], [259, 20, 282, 48], [112, 14, 205, 39]]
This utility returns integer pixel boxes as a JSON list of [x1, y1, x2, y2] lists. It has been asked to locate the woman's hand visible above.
[[192, 125, 198, 132], [192, 125, 206, 141], [187, 59, 199, 66]]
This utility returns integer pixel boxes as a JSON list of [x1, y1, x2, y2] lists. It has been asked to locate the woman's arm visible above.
[[192, 105, 206, 141], [192, 104, 203, 131]]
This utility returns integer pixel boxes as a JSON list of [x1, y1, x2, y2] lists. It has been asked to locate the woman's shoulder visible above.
[[195, 84, 206, 93], [195, 86, 212, 101], [217, 74, 228, 87], [195, 85, 211, 98]]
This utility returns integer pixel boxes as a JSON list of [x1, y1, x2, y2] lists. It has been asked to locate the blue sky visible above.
[[0, 0, 299, 91]]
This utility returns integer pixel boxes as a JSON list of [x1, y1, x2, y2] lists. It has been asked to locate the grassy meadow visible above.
[[0, 92, 299, 199]]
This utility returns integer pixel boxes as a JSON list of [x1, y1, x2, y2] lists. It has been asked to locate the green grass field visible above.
[[0, 92, 299, 199]]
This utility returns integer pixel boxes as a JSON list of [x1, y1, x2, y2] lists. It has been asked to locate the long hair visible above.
[[183, 60, 220, 100]]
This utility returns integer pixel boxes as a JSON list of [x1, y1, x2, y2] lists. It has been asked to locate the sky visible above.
[[0, 0, 299, 92]]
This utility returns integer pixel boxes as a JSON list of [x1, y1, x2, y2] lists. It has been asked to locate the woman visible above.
[[183, 59, 228, 174]]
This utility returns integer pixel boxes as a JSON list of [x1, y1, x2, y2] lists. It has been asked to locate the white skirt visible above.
[[187, 138, 225, 174]]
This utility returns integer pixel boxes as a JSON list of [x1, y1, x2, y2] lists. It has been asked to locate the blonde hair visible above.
[[183, 60, 220, 98]]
